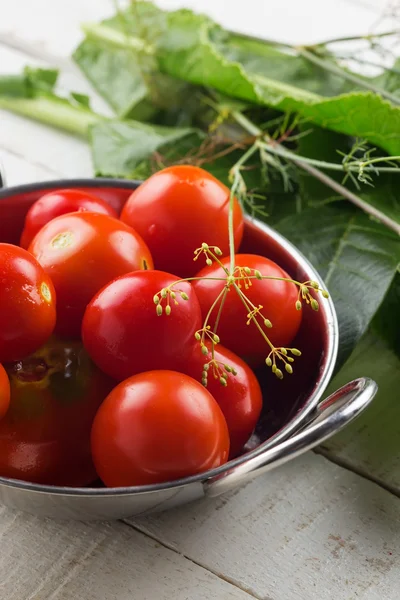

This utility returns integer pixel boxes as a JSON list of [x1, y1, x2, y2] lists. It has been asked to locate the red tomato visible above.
[[1, 338, 115, 486], [28, 212, 153, 338], [76, 187, 131, 216], [91, 370, 230, 487], [0, 364, 10, 421], [82, 270, 202, 381], [0, 244, 56, 362], [20, 188, 117, 249], [120, 165, 244, 278], [192, 254, 302, 365], [183, 343, 263, 458]]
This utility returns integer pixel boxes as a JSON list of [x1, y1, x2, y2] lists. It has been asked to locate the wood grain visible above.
[[129, 453, 400, 600], [0, 508, 253, 600]]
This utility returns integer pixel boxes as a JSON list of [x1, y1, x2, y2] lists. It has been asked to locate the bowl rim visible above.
[[0, 177, 339, 496]]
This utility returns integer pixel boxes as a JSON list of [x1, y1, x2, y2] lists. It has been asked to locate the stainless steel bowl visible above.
[[0, 176, 377, 520]]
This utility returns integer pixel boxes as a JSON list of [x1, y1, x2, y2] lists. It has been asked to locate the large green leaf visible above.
[[115, 4, 400, 156], [276, 204, 400, 366], [359, 175, 400, 227], [73, 38, 158, 120], [73, 38, 194, 122], [321, 324, 400, 488], [74, 2, 197, 122], [89, 119, 204, 178], [370, 271, 400, 358], [213, 33, 356, 98]]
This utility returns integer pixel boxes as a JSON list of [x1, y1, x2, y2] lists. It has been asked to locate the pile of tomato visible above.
[[0, 166, 302, 488]]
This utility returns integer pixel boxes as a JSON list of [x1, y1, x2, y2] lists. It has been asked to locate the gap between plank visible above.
[[116, 449, 400, 600], [0, 145, 64, 179], [314, 447, 400, 499], [120, 519, 268, 600], [0, 34, 75, 71]]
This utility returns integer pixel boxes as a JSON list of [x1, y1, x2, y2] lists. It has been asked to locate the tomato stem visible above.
[[213, 287, 228, 333]]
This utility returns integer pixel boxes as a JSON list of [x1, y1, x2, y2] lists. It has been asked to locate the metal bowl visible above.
[[0, 177, 377, 520]]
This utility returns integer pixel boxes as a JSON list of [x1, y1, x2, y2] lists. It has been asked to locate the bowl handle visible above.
[[205, 377, 377, 497]]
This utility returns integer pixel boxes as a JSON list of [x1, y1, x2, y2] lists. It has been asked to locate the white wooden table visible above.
[[1, 1, 399, 598]]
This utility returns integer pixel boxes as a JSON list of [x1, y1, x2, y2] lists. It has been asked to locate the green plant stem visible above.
[[213, 288, 228, 333], [296, 46, 400, 106], [326, 53, 400, 76], [228, 143, 259, 273], [312, 30, 400, 47], [0, 96, 102, 137], [259, 142, 400, 174], [82, 22, 153, 54], [200, 288, 226, 342], [230, 29, 400, 50], [232, 110, 400, 236], [288, 159, 400, 235]]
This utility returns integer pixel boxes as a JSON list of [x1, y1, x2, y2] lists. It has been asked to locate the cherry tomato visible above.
[[0, 244, 56, 362], [82, 270, 202, 381], [20, 188, 117, 249], [0, 365, 10, 421], [120, 165, 244, 278], [192, 254, 302, 366], [91, 370, 230, 487], [1, 338, 115, 486], [183, 343, 263, 458], [76, 187, 131, 216], [29, 212, 154, 338]]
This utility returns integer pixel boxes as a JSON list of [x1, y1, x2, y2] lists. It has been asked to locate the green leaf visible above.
[[0, 67, 58, 98], [73, 38, 159, 120], [89, 119, 204, 178], [358, 174, 400, 227], [151, 8, 400, 155], [321, 326, 400, 488], [370, 271, 400, 357], [276, 204, 400, 366], [216, 33, 356, 97], [73, 36, 200, 123], [24, 66, 58, 93], [70, 91, 91, 108], [74, 3, 195, 122], [82, 4, 400, 154]]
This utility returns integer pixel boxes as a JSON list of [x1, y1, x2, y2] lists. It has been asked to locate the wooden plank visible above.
[[347, 0, 393, 13], [0, 147, 61, 185], [128, 452, 400, 600], [0, 108, 92, 179], [0, 508, 253, 600], [0, 0, 387, 55]]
